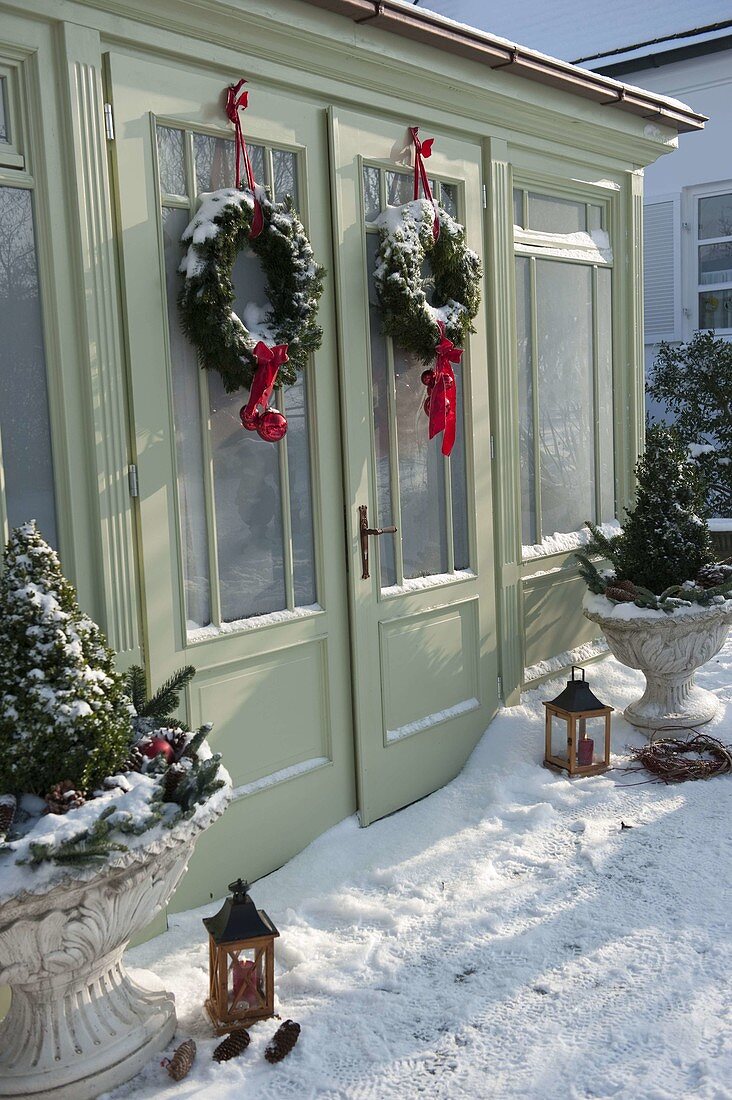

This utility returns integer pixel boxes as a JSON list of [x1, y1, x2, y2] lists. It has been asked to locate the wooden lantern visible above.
[[203, 878, 280, 1034], [543, 665, 613, 777]]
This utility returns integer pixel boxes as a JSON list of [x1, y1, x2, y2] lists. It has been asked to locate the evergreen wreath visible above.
[[178, 186, 325, 393], [373, 199, 482, 364]]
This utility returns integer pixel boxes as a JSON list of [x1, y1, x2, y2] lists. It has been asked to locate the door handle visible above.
[[359, 504, 397, 580]]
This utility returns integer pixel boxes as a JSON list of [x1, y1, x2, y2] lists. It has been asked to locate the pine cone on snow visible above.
[[265, 1020, 301, 1063], [167, 728, 190, 762], [166, 1038, 196, 1081], [0, 794, 16, 837], [212, 1029, 251, 1062], [605, 580, 638, 603], [45, 780, 86, 815], [121, 746, 145, 774], [162, 762, 187, 802], [695, 563, 732, 589]]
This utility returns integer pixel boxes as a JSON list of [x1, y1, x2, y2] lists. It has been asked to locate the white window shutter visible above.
[[643, 196, 680, 342]]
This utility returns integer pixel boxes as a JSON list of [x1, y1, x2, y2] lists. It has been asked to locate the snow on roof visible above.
[[415, 0, 732, 64]]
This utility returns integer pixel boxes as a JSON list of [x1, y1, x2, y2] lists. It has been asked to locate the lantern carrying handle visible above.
[[571, 665, 586, 682]]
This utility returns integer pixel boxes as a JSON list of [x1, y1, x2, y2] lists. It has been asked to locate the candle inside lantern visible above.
[[232, 957, 261, 1008], [577, 737, 594, 766]]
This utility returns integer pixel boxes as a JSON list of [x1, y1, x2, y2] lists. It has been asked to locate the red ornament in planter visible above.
[[256, 408, 288, 442], [140, 737, 175, 764]]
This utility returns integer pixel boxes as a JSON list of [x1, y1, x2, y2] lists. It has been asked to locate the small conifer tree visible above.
[[0, 522, 132, 797], [585, 424, 714, 594]]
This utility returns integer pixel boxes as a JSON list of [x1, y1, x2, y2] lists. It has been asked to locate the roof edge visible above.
[[302, 0, 706, 133]]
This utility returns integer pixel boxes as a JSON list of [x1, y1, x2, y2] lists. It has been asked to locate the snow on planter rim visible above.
[[0, 755, 232, 907], [583, 590, 732, 622]]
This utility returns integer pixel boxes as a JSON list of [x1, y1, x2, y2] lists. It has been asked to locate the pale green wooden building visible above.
[[0, 0, 703, 911]]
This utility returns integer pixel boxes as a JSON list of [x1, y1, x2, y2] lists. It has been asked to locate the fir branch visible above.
[[140, 665, 196, 720], [125, 665, 148, 714]]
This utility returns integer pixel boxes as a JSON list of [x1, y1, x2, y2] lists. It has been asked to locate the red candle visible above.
[[578, 737, 594, 767]]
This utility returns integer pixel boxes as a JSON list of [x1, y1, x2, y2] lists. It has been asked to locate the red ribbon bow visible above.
[[426, 322, 462, 456], [409, 126, 440, 241], [225, 79, 263, 238], [240, 341, 289, 428]]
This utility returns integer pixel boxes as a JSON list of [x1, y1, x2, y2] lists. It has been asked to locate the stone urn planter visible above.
[[0, 803, 226, 1100], [584, 599, 732, 731]]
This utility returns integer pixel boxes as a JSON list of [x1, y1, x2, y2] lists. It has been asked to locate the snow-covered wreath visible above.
[[178, 186, 325, 393], [373, 199, 482, 364]]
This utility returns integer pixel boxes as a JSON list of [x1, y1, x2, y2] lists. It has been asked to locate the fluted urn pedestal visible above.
[[0, 809, 223, 1100], [584, 601, 732, 731]]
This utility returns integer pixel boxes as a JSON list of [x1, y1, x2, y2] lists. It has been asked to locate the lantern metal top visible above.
[[544, 666, 613, 715], [203, 879, 280, 944]]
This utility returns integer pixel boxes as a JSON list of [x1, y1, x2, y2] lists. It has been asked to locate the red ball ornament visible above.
[[240, 407, 261, 432], [140, 737, 175, 764], [421, 369, 435, 387], [256, 408, 288, 442]]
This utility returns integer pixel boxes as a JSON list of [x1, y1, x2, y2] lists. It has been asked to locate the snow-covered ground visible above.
[[115, 642, 732, 1100]]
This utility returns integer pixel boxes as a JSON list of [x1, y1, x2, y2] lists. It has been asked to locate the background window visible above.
[[697, 192, 732, 331]]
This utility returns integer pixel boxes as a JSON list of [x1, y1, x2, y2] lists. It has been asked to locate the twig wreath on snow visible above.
[[373, 127, 482, 455], [178, 79, 325, 441]]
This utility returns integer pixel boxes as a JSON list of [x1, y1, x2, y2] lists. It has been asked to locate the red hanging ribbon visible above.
[[409, 126, 440, 241], [423, 321, 462, 456], [239, 342, 289, 440], [225, 79, 263, 239]]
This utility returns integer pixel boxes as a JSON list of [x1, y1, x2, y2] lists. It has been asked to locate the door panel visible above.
[[108, 53, 355, 907], [330, 110, 499, 825]]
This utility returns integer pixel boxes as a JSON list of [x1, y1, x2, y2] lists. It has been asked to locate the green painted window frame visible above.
[[511, 174, 618, 553]]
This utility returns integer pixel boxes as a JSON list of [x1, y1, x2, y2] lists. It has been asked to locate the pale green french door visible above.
[[330, 110, 499, 826], [107, 52, 356, 906]]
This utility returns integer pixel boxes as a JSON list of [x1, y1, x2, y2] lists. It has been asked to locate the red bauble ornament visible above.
[[256, 408, 288, 442], [240, 406, 261, 432], [421, 369, 435, 387], [140, 737, 175, 764]]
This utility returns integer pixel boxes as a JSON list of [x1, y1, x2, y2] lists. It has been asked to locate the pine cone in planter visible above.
[[166, 1038, 196, 1081], [162, 762, 187, 802], [121, 746, 144, 774], [695, 563, 732, 589], [213, 1029, 251, 1062], [605, 580, 638, 603], [265, 1020, 301, 1063], [45, 780, 86, 815], [0, 794, 16, 837]]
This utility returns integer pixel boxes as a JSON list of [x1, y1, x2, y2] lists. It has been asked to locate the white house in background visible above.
[[420, 1, 731, 366]]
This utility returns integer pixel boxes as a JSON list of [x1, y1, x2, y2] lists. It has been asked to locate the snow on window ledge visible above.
[[709, 518, 732, 532], [381, 569, 474, 597], [187, 603, 322, 643], [524, 639, 609, 685], [522, 521, 620, 562]]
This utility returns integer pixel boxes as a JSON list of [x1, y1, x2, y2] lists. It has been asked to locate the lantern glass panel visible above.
[[549, 712, 570, 763], [576, 715, 607, 768], [227, 946, 267, 1013]]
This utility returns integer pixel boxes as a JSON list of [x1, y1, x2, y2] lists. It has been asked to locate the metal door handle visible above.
[[359, 504, 397, 579]]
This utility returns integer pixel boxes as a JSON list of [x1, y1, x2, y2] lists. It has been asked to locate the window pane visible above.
[[162, 206, 211, 629], [441, 183, 458, 221], [0, 78, 8, 143], [209, 370, 287, 622], [156, 126, 187, 197], [395, 346, 449, 579], [249, 144, 265, 191], [363, 166, 380, 222], [698, 194, 732, 240], [366, 233, 396, 586], [515, 256, 536, 546], [513, 188, 523, 228], [699, 289, 732, 329], [528, 193, 586, 235], [698, 242, 732, 286], [535, 260, 594, 536], [588, 205, 603, 231], [596, 268, 615, 522], [450, 363, 470, 570], [0, 187, 57, 545], [194, 134, 235, 193], [282, 376, 316, 606], [386, 171, 412, 206], [272, 150, 298, 207]]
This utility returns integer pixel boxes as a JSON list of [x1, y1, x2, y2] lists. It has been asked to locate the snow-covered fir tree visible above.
[[586, 424, 714, 594], [0, 522, 132, 797]]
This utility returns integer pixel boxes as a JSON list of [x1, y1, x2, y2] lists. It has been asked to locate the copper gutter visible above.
[[303, 0, 706, 133]]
